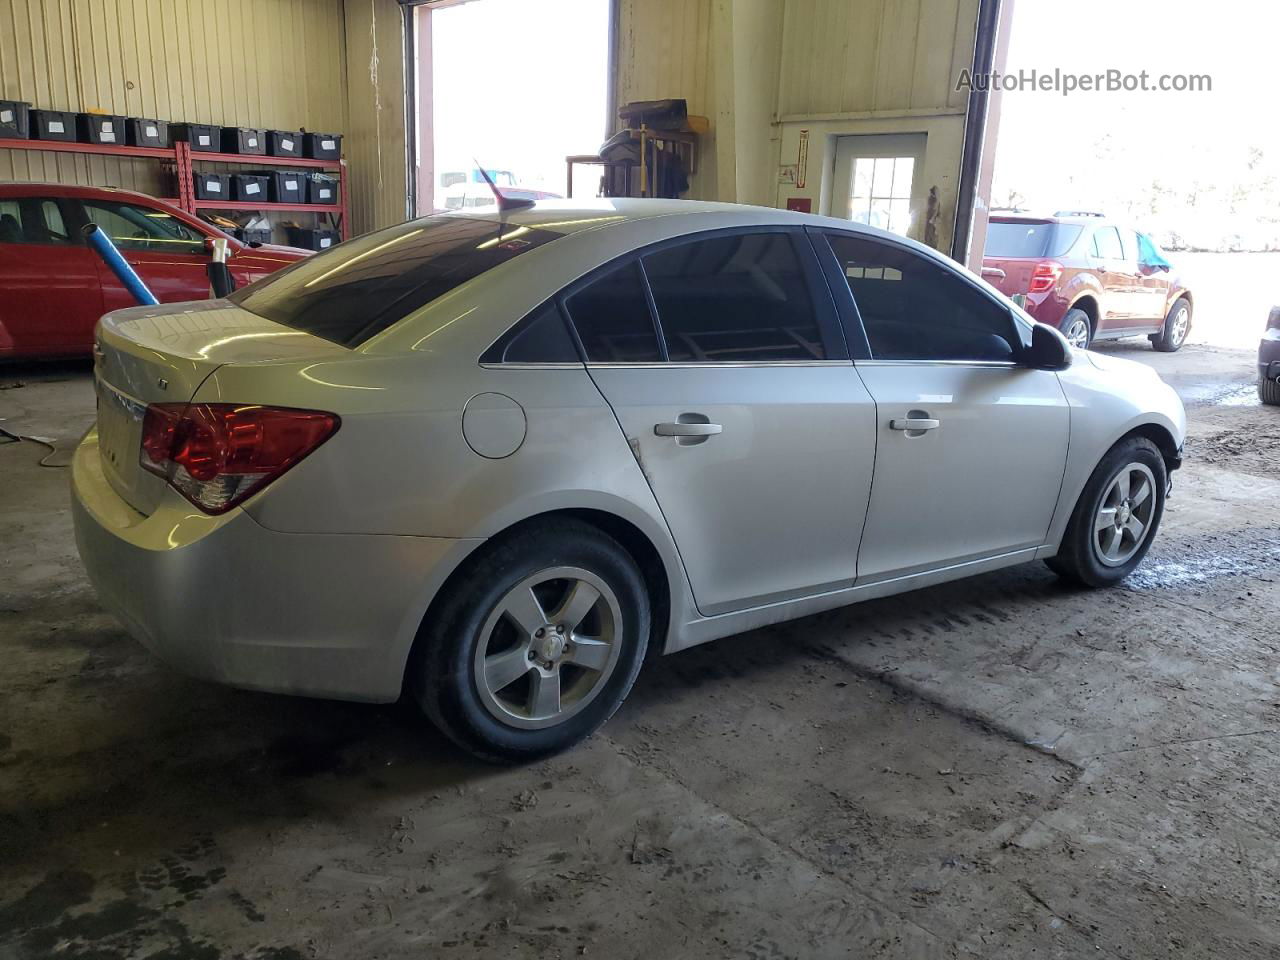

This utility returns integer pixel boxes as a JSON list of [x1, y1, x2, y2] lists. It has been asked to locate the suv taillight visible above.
[[1029, 260, 1063, 294], [140, 403, 339, 515]]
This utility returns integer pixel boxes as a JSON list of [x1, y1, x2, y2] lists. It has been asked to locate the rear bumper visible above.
[[71, 429, 482, 702]]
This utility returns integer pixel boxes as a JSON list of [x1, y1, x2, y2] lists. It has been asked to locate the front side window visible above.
[[563, 261, 663, 363], [83, 201, 205, 254], [642, 233, 828, 362], [231, 217, 561, 347], [826, 233, 1020, 362], [0, 197, 72, 245]]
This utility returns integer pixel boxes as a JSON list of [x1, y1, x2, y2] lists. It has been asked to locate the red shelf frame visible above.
[[0, 136, 349, 241]]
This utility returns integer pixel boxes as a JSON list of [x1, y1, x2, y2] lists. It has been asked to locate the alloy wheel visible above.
[[1065, 318, 1091, 349], [473, 567, 623, 730], [1169, 305, 1190, 346], [1093, 462, 1157, 567]]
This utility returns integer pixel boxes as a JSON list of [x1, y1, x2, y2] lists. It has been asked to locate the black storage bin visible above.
[[193, 172, 230, 201], [232, 174, 270, 202], [266, 170, 306, 203], [0, 101, 31, 139], [126, 118, 170, 147], [172, 123, 219, 151], [285, 226, 339, 251], [221, 126, 266, 155], [307, 174, 339, 205], [30, 110, 76, 142], [267, 130, 302, 157], [241, 226, 273, 245], [302, 132, 341, 160], [77, 113, 126, 145]]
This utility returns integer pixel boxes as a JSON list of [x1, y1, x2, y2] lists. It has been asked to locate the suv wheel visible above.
[[1061, 309, 1092, 349], [1152, 297, 1191, 352], [1260, 375, 1280, 406], [411, 518, 650, 762]]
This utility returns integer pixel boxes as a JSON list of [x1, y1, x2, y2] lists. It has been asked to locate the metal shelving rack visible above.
[[0, 136, 349, 241]]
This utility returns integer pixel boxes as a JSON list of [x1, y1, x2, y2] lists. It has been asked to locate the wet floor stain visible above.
[[1127, 531, 1280, 590]]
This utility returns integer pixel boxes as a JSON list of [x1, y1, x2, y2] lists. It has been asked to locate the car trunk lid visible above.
[[93, 298, 347, 516]]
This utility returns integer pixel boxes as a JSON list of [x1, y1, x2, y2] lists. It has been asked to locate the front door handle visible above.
[[655, 421, 723, 437], [889, 418, 940, 431]]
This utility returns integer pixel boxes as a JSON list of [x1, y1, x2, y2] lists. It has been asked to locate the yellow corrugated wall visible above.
[[0, 0, 349, 217]]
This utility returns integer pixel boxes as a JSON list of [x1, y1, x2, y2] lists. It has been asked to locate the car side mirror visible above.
[[1021, 321, 1072, 371]]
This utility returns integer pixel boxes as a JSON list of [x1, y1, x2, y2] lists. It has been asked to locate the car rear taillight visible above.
[[140, 403, 339, 515], [1028, 260, 1063, 294]]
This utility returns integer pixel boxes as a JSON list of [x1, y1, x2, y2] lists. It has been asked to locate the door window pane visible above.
[[1090, 226, 1123, 260], [563, 261, 662, 362], [83, 201, 206, 255], [0, 198, 72, 244], [643, 233, 826, 362], [826, 233, 1020, 362], [849, 156, 915, 236]]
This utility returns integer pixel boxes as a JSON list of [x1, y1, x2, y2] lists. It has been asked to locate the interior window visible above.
[[83, 201, 206, 254], [0, 198, 72, 245], [643, 233, 827, 362], [483, 300, 580, 363], [825, 233, 1020, 362], [1090, 226, 1124, 260], [563, 261, 663, 363]]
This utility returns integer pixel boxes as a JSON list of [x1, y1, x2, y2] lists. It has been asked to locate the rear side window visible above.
[[563, 261, 663, 363], [642, 233, 827, 362], [481, 301, 579, 363], [986, 221, 1081, 258], [0, 197, 72, 245], [826, 233, 1020, 362], [230, 217, 561, 347], [1090, 226, 1124, 260]]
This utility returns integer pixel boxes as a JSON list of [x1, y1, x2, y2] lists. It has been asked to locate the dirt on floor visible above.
[[1, 341, 1278, 960]]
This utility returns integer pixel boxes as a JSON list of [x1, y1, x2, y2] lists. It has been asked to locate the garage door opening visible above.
[[410, 0, 611, 215]]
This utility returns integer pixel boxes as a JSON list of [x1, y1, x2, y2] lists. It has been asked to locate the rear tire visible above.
[[1152, 297, 1191, 352], [1046, 437, 1167, 588], [1260, 376, 1280, 406], [1061, 309, 1092, 350], [410, 518, 650, 762]]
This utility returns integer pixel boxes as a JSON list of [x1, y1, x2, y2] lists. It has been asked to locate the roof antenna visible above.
[[474, 161, 535, 213]]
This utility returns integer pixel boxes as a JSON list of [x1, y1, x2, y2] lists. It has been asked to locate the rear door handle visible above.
[[655, 421, 722, 437], [889, 418, 940, 431]]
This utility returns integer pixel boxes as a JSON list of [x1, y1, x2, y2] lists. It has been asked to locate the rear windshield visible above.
[[985, 221, 1082, 258], [229, 216, 561, 346]]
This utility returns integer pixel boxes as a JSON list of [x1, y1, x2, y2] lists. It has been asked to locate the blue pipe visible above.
[[82, 224, 159, 306]]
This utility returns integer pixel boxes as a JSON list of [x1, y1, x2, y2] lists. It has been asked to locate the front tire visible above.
[[1152, 297, 1191, 352], [411, 518, 650, 762], [1046, 437, 1167, 588], [1260, 375, 1280, 406]]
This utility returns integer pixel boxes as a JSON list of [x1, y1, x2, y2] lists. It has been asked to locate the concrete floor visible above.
[[1, 341, 1277, 959]]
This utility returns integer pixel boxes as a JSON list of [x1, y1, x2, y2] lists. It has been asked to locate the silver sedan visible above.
[[72, 200, 1186, 760]]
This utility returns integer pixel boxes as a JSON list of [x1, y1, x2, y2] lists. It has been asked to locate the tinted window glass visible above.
[[564, 261, 663, 362], [826, 233, 1020, 362], [0, 197, 71, 245], [1091, 226, 1123, 260], [231, 217, 561, 347], [484, 301, 579, 363], [985, 221, 1081, 258], [643, 233, 826, 362], [83, 201, 204, 254]]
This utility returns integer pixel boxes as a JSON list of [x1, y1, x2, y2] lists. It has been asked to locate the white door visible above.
[[563, 231, 878, 616], [819, 231, 1070, 580], [831, 133, 926, 238]]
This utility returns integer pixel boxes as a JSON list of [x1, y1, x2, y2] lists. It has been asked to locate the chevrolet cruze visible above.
[[72, 199, 1186, 760]]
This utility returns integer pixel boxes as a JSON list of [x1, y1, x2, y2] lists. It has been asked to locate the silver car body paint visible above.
[[72, 200, 1187, 702]]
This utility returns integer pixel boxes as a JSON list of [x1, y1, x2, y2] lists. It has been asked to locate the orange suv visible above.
[[982, 211, 1193, 352]]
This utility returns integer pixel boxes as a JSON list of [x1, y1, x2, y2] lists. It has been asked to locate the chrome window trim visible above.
[[583, 360, 855, 370], [854, 359, 1021, 369], [478, 362, 585, 370]]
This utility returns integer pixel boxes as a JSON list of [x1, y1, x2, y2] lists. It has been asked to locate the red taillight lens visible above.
[[1028, 260, 1063, 294], [140, 403, 339, 514]]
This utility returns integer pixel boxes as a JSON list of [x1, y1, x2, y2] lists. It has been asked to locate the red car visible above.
[[982, 212, 1194, 352], [0, 183, 309, 359]]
